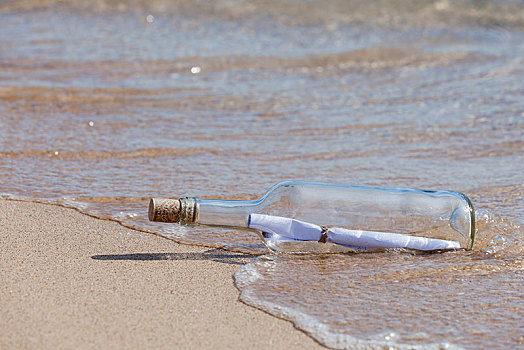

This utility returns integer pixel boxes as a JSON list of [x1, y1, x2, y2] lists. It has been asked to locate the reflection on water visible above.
[[0, 0, 523, 348]]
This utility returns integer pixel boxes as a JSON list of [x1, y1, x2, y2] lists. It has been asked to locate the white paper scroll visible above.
[[248, 213, 460, 251]]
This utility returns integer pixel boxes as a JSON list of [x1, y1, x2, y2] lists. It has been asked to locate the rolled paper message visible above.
[[248, 213, 460, 251]]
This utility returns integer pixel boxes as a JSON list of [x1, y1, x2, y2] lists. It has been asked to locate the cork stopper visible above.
[[149, 198, 181, 223], [148, 197, 199, 225]]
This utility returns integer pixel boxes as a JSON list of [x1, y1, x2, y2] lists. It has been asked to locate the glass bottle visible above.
[[149, 181, 475, 253]]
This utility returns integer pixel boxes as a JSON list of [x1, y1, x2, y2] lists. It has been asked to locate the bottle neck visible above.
[[192, 198, 262, 227]]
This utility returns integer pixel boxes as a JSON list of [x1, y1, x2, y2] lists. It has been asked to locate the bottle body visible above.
[[151, 181, 475, 253]]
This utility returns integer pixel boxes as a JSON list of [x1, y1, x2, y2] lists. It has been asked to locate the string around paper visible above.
[[318, 226, 329, 243]]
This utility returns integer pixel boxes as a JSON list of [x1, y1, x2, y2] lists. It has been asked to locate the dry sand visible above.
[[0, 199, 323, 349]]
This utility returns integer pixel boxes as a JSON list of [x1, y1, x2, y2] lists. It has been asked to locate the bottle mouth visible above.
[[179, 197, 199, 226]]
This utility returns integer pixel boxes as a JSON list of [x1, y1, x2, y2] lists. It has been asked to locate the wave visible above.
[[234, 209, 523, 349]]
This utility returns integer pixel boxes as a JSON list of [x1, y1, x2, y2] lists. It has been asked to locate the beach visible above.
[[0, 199, 323, 349], [1, 0, 523, 348]]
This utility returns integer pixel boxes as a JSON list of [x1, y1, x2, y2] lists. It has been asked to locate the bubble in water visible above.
[[190, 66, 201, 74], [146, 14, 154, 24], [384, 332, 396, 340], [115, 211, 138, 220], [475, 209, 523, 255]]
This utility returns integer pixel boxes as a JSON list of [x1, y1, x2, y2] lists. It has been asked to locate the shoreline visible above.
[[0, 199, 323, 349]]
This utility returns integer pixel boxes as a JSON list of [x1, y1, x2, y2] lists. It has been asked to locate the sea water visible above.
[[0, 0, 522, 348]]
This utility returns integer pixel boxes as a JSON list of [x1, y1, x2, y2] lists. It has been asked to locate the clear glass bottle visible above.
[[149, 181, 475, 253]]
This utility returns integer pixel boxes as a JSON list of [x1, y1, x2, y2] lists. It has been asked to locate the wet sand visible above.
[[0, 199, 323, 349]]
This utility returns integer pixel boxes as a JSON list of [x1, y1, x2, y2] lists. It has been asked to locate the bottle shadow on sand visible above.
[[91, 248, 257, 265]]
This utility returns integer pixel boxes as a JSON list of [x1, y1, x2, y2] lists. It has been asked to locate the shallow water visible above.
[[1, 0, 523, 348]]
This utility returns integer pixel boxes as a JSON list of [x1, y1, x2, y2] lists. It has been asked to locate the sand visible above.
[[0, 199, 323, 349]]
